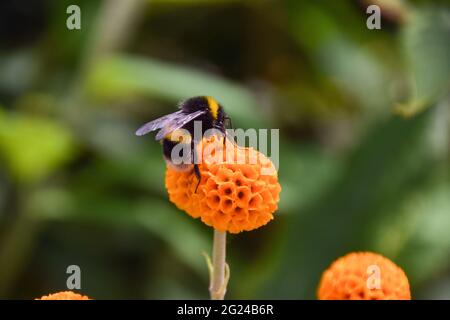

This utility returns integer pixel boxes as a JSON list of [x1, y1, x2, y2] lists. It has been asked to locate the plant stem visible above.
[[209, 230, 227, 300]]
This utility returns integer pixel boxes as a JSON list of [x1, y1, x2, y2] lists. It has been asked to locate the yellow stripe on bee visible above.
[[206, 96, 219, 120], [165, 129, 192, 143]]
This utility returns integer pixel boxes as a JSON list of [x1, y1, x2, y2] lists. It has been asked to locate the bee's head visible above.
[[213, 104, 232, 136]]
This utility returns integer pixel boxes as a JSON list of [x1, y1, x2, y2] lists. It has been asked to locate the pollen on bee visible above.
[[166, 129, 192, 143]]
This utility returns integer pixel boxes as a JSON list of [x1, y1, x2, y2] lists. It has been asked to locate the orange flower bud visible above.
[[165, 136, 281, 233], [36, 291, 90, 300], [318, 252, 411, 300]]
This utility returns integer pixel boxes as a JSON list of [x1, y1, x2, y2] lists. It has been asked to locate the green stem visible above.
[[209, 230, 228, 300]]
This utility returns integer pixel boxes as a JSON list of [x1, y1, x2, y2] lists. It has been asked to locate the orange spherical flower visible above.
[[36, 291, 90, 300], [165, 135, 281, 233], [318, 252, 411, 300]]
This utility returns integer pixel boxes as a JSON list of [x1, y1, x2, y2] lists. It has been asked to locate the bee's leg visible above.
[[194, 164, 201, 193], [222, 127, 228, 146], [223, 116, 233, 145], [191, 140, 201, 193]]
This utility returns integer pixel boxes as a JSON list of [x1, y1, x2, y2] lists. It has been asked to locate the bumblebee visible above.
[[135, 96, 230, 191]]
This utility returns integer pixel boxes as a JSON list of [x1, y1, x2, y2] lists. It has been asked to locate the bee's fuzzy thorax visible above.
[[205, 96, 219, 120]]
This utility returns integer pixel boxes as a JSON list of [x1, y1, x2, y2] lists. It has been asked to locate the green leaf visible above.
[[396, 7, 450, 116], [278, 145, 342, 213], [0, 109, 75, 184], [374, 171, 450, 288], [85, 54, 263, 127]]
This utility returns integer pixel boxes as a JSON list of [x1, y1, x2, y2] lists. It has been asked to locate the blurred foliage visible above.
[[398, 6, 450, 116], [0, 110, 75, 184], [86, 54, 263, 126], [0, 0, 449, 299]]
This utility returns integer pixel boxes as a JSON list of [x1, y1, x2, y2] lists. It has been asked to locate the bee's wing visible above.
[[155, 110, 206, 140], [135, 110, 183, 136]]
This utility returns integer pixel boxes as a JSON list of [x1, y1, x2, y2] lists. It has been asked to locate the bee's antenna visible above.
[[225, 116, 233, 130]]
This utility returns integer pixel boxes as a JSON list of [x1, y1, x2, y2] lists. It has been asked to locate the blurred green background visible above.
[[0, 0, 449, 299]]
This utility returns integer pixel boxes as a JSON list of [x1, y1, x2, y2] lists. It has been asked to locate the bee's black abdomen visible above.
[[162, 139, 177, 160], [162, 138, 194, 172]]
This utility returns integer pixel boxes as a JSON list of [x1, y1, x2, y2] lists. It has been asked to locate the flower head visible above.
[[165, 136, 281, 233], [36, 291, 90, 300], [317, 252, 411, 300]]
